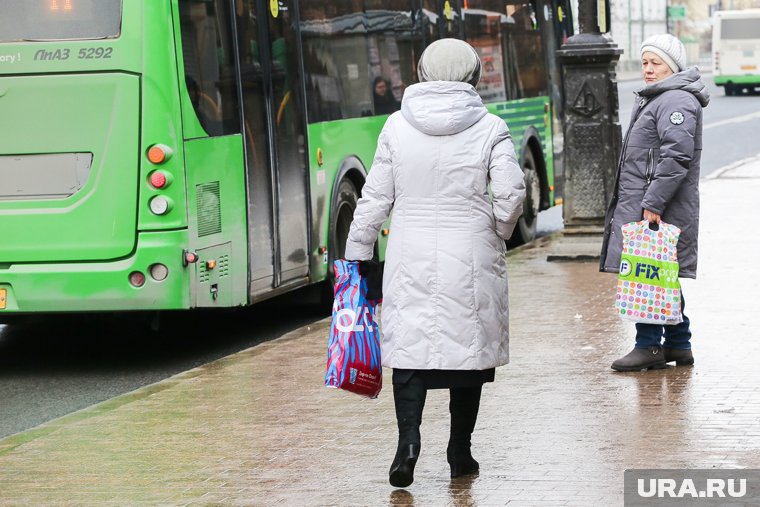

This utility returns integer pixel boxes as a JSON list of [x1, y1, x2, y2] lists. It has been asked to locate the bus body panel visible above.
[[0, 73, 140, 263], [0, 230, 189, 313], [137, 0, 189, 233], [183, 135, 248, 308]]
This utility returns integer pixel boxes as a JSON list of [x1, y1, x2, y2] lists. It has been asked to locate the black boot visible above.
[[389, 375, 426, 488], [447, 385, 482, 478]]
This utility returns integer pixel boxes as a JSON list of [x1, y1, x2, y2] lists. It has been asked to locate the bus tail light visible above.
[[149, 263, 169, 281], [150, 171, 168, 189], [129, 271, 146, 287], [183, 250, 199, 266], [147, 144, 172, 164], [149, 196, 172, 215]]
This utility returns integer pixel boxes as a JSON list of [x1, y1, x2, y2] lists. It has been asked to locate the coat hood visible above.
[[637, 66, 710, 107], [401, 81, 488, 136]]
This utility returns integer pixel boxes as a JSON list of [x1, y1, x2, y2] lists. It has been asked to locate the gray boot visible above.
[[664, 348, 694, 366], [611, 346, 667, 372]]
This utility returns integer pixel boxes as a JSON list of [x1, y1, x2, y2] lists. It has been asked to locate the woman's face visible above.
[[641, 52, 674, 84], [375, 80, 387, 96]]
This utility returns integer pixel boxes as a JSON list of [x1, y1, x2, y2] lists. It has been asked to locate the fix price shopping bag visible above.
[[615, 220, 683, 325], [325, 260, 382, 398]]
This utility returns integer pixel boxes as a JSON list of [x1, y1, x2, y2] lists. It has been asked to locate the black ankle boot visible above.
[[389, 442, 421, 487], [447, 444, 479, 478]]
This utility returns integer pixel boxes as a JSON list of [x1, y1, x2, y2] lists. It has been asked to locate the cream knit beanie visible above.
[[640, 34, 686, 73], [417, 38, 482, 87]]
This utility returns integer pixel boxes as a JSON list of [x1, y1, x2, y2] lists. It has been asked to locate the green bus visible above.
[[0, 0, 573, 317]]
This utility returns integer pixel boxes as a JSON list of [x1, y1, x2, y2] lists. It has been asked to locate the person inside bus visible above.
[[372, 76, 400, 115], [344, 39, 526, 487], [601, 34, 710, 372]]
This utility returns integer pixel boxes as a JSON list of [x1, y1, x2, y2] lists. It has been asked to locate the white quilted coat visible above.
[[344, 81, 526, 370]]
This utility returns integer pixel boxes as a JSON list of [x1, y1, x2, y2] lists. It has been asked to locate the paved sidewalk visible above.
[[0, 159, 759, 506]]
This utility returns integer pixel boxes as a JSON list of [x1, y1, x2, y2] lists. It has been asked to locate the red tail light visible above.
[[150, 171, 167, 189]]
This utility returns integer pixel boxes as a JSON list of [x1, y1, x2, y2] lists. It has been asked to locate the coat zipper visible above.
[[645, 148, 654, 185]]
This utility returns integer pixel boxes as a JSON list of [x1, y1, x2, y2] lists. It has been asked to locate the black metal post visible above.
[[547, 0, 623, 260], [557, 0, 622, 231]]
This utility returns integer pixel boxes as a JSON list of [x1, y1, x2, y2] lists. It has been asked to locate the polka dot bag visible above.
[[615, 220, 683, 325]]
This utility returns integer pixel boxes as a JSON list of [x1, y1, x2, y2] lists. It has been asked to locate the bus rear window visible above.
[[0, 0, 122, 43], [721, 19, 759, 40]]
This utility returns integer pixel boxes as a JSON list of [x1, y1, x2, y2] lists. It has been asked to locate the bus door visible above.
[[235, 0, 310, 296]]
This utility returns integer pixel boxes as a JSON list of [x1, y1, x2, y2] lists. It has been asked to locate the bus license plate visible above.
[[0, 289, 5, 309]]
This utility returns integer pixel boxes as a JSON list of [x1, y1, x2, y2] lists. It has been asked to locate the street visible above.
[[0, 291, 330, 439]]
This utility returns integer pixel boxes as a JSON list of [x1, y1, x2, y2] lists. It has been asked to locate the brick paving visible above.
[[0, 159, 759, 506]]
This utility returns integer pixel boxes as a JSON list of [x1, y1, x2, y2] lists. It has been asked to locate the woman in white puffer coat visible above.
[[344, 38, 526, 488]]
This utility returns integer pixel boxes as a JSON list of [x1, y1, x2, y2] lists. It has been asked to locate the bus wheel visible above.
[[511, 149, 540, 245], [322, 178, 360, 305], [725, 84, 736, 96], [332, 178, 359, 264]]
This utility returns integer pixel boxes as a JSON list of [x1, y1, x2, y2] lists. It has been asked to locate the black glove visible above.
[[358, 260, 383, 300]]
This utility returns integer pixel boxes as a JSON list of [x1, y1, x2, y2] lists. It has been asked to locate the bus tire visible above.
[[321, 178, 360, 305], [510, 149, 540, 246], [725, 84, 736, 96]]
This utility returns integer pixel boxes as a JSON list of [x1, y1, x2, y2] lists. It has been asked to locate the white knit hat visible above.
[[640, 34, 686, 73]]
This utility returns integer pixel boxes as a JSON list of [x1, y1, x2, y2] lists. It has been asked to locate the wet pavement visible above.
[[0, 158, 759, 506]]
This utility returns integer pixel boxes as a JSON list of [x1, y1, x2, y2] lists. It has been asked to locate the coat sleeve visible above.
[[344, 122, 395, 261], [489, 122, 526, 240], [642, 94, 699, 215]]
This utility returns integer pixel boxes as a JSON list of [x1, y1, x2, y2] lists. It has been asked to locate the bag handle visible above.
[[636, 219, 681, 242]]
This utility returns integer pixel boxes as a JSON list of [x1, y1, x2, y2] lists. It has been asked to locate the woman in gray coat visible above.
[[600, 34, 710, 371], [344, 39, 526, 486]]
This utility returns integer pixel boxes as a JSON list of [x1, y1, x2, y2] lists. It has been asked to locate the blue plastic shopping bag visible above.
[[325, 260, 382, 398]]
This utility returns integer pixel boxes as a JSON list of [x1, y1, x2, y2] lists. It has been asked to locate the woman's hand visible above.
[[359, 260, 383, 300], [643, 209, 661, 224]]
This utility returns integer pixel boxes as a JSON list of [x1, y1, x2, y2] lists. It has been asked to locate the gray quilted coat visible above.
[[344, 81, 526, 370], [600, 67, 710, 279]]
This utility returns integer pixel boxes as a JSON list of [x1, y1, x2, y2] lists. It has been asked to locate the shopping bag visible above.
[[325, 260, 382, 398], [615, 220, 683, 325]]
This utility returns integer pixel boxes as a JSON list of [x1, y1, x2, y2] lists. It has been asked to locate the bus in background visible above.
[[0, 0, 572, 319], [712, 9, 760, 96]]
